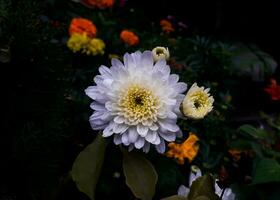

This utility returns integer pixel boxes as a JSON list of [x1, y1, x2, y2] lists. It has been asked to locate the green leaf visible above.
[[238, 124, 258, 138], [230, 43, 277, 81], [238, 124, 268, 139], [122, 149, 158, 200], [188, 174, 219, 200], [71, 134, 107, 200], [252, 158, 280, 184], [161, 195, 187, 200]]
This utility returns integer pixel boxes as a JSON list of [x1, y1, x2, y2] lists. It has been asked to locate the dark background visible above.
[[1, 0, 279, 199], [129, 0, 280, 69]]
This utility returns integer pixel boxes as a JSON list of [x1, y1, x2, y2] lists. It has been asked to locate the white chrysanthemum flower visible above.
[[178, 166, 235, 200], [182, 83, 214, 119], [152, 47, 170, 62], [85, 51, 187, 153]]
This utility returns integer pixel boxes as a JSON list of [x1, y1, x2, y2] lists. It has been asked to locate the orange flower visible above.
[[166, 132, 199, 164], [264, 78, 280, 101], [160, 19, 175, 34], [69, 18, 97, 38], [228, 149, 242, 161], [120, 30, 139, 46], [81, 0, 114, 9], [228, 149, 253, 161]]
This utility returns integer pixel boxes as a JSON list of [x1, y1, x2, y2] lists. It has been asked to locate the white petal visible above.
[[103, 125, 114, 137], [99, 65, 112, 78], [101, 112, 112, 121], [153, 59, 166, 72], [153, 133, 161, 145], [90, 102, 106, 111], [128, 144, 134, 151], [89, 111, 104, 121], [85, 86, 99, 99], [121, 133, 129, 145], [128, 127, 138, 143], [145, 131, 157, 143], [141, 51, 153, 70], [169, 74, 179, 85], [134, 137, 145, 149], [90, 123, 107, 130], [189, 169, 202, 186], [167, 110, 177, 119], [173, 82, 188, 93], [137, 124, 149, 137], [155, 138, 166, 153], [113, 123, 129, 134], [149, 124, 159, 131], [114, 116, 125, 124], [159, 132, 176, 142], [143, 142, 150, 153], [158, 120, 180, 132], [111, 58, 124, 69], [178, 185, 190, 197], [113, 135, 122, 145]]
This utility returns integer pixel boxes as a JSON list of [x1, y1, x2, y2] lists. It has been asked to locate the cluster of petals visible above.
[[67, 18, 105, 56]]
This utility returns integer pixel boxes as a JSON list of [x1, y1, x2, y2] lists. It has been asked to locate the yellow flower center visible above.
[[190, 91, 209, 110], [119, 85, 159, 124]]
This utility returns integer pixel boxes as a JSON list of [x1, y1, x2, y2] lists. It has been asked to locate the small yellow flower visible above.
[[84, 38, 105, 56], [182, 83, 214, 119], [151, 46, 170, 62], [166, 132, 199, 164], [67, 33, 89, 53]]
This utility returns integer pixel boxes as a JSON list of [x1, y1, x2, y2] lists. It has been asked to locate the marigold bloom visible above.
[[67, 33, 89, 53], [81, 0, 114, 9], [69, 18, 97, 38], [120, 30, 139, 46], [67, 33, 105, 56], [166, 132, 199, 164], [160, 19, 175, 34], [264, 78, 280, 101], [84, 38, 105, 56]]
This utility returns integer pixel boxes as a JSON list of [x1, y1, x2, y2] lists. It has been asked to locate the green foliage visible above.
[[122, 149, 158, 200], [71, 134, 107, 200], [188, 175, 220, 200], [252, 158, 280, 185]]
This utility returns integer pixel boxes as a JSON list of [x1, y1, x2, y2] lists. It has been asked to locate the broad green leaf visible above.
[[71, 134, 107, 200], [122, 149, 158, 200], [238, 124, 268, 139], [162, 195, 187, 200], [188, 174, 219, 200], [252, 158, 280, 184], [238, 124, 258, 138], [230, 43, 277, 81]]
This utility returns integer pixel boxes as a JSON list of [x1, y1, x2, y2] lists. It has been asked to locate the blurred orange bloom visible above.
[[264, 78, 280, 101], [160, 19, 175, 34], [120, 30, 139, 46], [69, 18, 97, 38], [166, 132, 199, 164], [81, 0, 114, 9]]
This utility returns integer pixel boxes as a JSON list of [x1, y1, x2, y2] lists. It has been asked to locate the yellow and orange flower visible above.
[[120, 30, 139, 46], [166, 132, 199, 164], [69, 18, 97, 38], [264, 78, 280, 101], [160, 19, 175, 34], [81, 0, 114, 9]]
